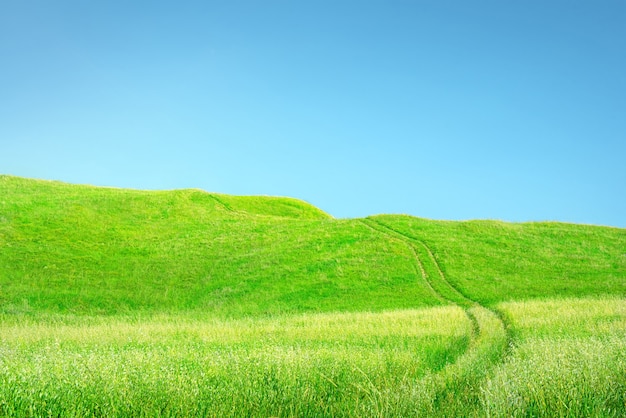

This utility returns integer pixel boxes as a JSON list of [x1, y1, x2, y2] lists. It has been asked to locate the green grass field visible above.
[[1, 175, 624, 416]]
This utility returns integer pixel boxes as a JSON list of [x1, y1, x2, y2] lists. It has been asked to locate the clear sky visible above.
[[2, 1, 625, 227]]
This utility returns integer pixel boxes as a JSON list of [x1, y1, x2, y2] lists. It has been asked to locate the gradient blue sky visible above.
[[2, 1, 625, 227]]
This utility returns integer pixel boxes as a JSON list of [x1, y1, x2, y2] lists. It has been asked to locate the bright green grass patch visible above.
[[481, 297, 626, 417], [499, 295, 626, 339], [2, 176, 626, 416], [4, 299, 623, 417], [214, 193, 331, 219], [0, 307, 470, 417], [374, 215, 626, 304], [3, 176, 624, 316], [0, 176, 441, 316]]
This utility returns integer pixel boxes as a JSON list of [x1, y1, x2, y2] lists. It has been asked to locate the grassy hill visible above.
[[0, 175, 624, 417], [373, 214, 626, 304], [0, 175, 443, 317], [1, 175, 623, 316]]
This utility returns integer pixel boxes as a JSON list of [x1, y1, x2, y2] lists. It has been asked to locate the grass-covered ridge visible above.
[[1, 175, 624, 416], [372, 215, 626, 305], [0, 175, 439, 316], [2, 175, 623, 317]]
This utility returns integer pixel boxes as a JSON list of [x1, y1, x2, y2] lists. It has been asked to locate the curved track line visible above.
[[208, 195, 235, 213], [360, 219, 445, 305], [360, 218, 479, 335], [360, 219, 473, 307], [359, 218, 511, 406]]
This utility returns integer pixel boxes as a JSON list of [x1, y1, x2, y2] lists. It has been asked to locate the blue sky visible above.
[[2, 1, 625, 227]]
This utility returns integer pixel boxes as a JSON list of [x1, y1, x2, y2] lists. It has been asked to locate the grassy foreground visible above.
[[0, 299, 623, 417], [0, 175, 625, 416], [0, 307, 471, 417], [484, 297, 626, 416]]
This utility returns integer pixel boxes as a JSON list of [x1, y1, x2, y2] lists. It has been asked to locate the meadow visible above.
[[484, 297, 626, 416], [0, 175, 624, 416], [0, 308, 471, 417]]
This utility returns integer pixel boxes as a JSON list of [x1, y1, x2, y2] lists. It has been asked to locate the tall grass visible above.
[[2, 176, 625, 416], [4, 299, 621, 417], [0, 307, 471, 417], [481, 297, 626, 417]]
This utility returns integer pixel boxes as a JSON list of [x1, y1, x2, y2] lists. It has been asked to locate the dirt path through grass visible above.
[[360, 218, 510, 413]]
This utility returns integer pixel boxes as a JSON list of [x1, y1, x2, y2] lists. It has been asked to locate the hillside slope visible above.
[[1, 175, 624, 317], [0, 176, 438, 316], [373, 215, 626, 305]]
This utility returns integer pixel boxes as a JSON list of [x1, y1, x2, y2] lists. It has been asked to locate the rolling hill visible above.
[[0, 174, 624, 417], [1, 175, 623, 317]]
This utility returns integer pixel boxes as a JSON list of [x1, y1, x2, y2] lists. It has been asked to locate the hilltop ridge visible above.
[[1, 175, 624, 317], [0, 175, 331, 221]]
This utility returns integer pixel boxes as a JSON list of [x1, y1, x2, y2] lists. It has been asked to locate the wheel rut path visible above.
[[359, 218, 511, 393]]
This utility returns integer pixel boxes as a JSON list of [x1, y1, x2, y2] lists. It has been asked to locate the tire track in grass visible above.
[[360, 218, 478, 328], [360, 218, 510, 412], [208, 195, 235, 213], [360, 219, 446, 306]]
